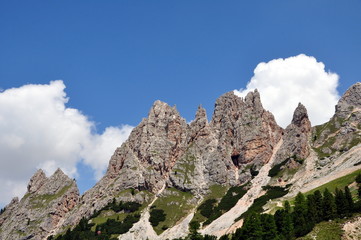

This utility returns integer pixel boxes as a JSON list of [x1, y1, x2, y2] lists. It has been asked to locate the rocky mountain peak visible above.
[[291, 103, 310, 127], [4, 83, 361, 240], [210, 90, 282, 178], [313, 82, 361, 158], [212, 91, 244, 125], [244, 89, 263, 109], [336, 82, 361, 118], [27, 169, 47, 193], [148, 100, 179, 121], [51, 168, 67, 179], [103, 98, 188, 194], [190, 105, 208, 130], [0, 168, 79, 240], [272, 103, 311, 165], [35, 168, 76, 196], [195, 105, 207, 121]]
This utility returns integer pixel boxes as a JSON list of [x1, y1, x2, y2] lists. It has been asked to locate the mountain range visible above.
[[1, 82, 361, 240]]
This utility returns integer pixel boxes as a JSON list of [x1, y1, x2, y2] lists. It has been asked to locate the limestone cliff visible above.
[[0, 169, 79, 240], [274, 103, 312, 164], [170, 90, 283, 193], [2, 83, 361, 240], [212, 91, 282, 166], [313, 82, 361, 159]]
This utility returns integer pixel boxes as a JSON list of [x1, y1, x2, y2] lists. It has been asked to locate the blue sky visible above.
[[1, 1, 361, 206]]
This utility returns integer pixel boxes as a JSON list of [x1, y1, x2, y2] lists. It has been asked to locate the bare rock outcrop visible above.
[[58, 91, 284, 232], [169, 106, 222, 192], [335, 82, 361, 118], [0, 169, 79, 240], [107, 100, 188, 191], [27, 169, 47, 193], [0, 197, 19, 226], [274, 103, 311, 164], [313, 82, 361, 157], [169, 91, 283, 193], [6, 84, 361, 239], [59, 101, 188, 231], [211, 91, 283, 178]]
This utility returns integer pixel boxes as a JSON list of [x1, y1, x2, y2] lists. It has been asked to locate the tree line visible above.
[[47, 199, 142, 240], [224, 173, 361, 240], [47, 173, 361, 240]]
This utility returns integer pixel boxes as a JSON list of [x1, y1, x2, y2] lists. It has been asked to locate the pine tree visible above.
[[323, 188, 336, 220], [344, 186, 354, 213], [260, 214, 279, 240], [242, 212, 263, 240], [274, 209, 284, 234], [355, 174, 361, 200], [313, 190, 323, 222], [355, 173, 361, 184], [281, 212, 294, 239], [232, 227, 243, 240], [306, 194, 317, 230], [284, 200, 291, 214], [281, 200, 294, 240], [219, 235, 230, 240], [335, 188, 348, 217], [358, 186, 361, 200], [188, 221, 203, 240], [293, 192, 308, 237]]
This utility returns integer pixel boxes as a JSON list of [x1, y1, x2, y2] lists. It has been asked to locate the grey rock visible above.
[[27, 169, 47, 193], [336, 82, 361, 118], [313, 83, 361, 157], [274, 103, 311, 164], [4, 83, 361, 239], [211, 90, 283, 170], [0, 169, 79, 240]]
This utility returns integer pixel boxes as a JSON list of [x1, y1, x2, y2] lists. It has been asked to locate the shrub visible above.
[[198, 199, 217, 218], [149, 209, 166, 226], [268, 159, 288, 177]]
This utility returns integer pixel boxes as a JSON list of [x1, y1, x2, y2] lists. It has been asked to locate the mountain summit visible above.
[[1, 83, 361, 240]]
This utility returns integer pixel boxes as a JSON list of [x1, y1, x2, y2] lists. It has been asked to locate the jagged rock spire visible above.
[[244, 89, 263, 109], [0, 167, 79, 240], [189, 105, 208, 133], [27, 169, 47, 193], [106, 99, 188, 193], [313, 82, 361, 156], [292, 103, 310, 127], [336, 82, 361, 118], [194, 105, 207, 124], [274, 103, 311, 164]]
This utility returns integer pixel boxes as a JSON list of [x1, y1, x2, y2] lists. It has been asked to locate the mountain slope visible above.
[[1, 83, 361, 240]]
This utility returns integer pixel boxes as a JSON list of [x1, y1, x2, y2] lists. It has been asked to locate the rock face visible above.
[[56, 90, 284, 232], [27, 169, 47, 193], [210, 91, 283, 177], [335, 82, 361, 118], [169, 91, 283, 193], [107, 100, 188, 192], [169, 105, 221, 192], [2, 83, 361, 240], [0, 169, 79, 240], [274, 103, 311, 164], [59, 101, 188, 231], [313, 83, 361, 157]]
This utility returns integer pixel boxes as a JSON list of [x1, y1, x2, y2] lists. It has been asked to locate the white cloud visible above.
[[234, 54, 340, 128], [0, 81, 133, 206], [81, 125, 133, 180]]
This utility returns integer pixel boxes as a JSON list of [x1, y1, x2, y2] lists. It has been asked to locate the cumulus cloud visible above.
[[0, 81, 133, 206], [81, 125, 133, 180], [234, 54, 340, 128]]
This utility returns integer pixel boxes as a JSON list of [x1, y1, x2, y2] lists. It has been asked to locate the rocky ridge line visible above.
[[0, 169, 79, 240], [1, 82, 361, 240]]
